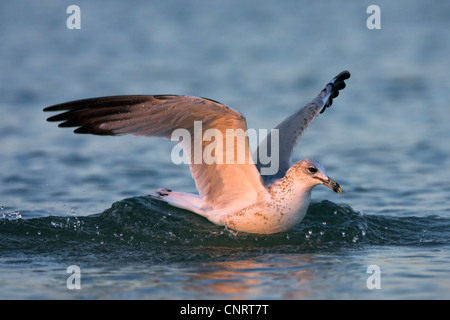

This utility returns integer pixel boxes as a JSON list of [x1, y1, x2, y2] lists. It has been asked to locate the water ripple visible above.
[[1, 198, 448, 264]]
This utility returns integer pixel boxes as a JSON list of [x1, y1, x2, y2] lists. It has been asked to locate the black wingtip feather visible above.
[[74, 125, 115, 135], [321, 70, 351, 113], [43, 95, 184, 135], [335, 70, 351, 81]]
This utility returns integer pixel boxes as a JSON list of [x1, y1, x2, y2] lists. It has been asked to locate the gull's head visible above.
[[288, 159, 342, 194]]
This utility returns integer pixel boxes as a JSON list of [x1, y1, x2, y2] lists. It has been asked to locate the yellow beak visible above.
[[315, 177, 342, 194]]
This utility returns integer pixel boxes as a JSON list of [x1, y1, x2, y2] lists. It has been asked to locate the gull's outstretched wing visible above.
[[255, 71, 351, 184], [44, 95, 266, 210]]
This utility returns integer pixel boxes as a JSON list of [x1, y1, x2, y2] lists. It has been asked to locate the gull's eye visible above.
[[308, 167, 318, 174]]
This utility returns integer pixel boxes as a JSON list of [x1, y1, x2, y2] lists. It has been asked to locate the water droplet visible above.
[[320, 231, 324, 235], [308, 230, 313, 235], [37, 231, 41, 236], [322, 221, 327, 226], [361, 230, 366, 236], [342, 231, 346, 237]]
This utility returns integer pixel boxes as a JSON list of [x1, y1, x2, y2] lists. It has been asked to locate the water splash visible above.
[[0, 207, 22, 221], [1, 197, 449, 262]]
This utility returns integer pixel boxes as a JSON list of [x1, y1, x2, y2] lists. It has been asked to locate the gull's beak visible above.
[[315, 177, 342, 194]]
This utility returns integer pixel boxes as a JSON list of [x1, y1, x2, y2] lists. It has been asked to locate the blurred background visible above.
[[0, 0, 449, 299], [1, 0, 449, 217]]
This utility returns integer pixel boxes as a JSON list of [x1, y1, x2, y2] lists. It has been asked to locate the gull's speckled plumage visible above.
[[44, 71, 350, 234], [212, 159, 340, 234]]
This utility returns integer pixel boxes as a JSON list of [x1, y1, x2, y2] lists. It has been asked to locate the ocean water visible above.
[[1, 0, 450, 300]]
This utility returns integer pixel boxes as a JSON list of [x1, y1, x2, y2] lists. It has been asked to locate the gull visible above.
[[44, 70, 350, 234]]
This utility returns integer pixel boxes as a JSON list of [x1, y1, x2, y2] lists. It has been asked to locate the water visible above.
[[1, 0, 449, 299]]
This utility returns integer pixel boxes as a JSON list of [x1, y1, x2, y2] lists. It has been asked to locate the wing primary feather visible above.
[[44, 94, 267, 210]]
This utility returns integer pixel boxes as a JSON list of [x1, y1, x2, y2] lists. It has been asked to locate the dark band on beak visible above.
[[315, 177, 342, 194]]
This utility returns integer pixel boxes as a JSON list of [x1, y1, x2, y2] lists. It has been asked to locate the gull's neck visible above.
[[267, 173, 313, 226]]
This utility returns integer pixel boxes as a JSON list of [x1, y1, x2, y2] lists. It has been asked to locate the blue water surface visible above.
[[1, 0, 449, 299]]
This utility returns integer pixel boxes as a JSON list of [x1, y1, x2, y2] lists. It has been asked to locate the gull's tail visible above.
[[149, 188, 206, 216]]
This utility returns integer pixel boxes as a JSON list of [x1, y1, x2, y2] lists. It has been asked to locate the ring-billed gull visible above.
[[44, 70, 350, 234]]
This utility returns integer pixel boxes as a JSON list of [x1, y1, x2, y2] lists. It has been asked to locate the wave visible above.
[[1, 197, 449, 262]]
